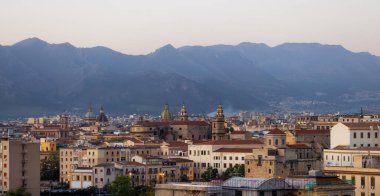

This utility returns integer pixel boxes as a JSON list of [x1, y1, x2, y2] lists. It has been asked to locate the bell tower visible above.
[[212, 104, 226, 140], [179, 104, 188, 121], [59, 114, 69, 130]]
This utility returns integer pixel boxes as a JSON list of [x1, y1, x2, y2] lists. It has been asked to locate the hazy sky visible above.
[[0, 0, 379, 55]]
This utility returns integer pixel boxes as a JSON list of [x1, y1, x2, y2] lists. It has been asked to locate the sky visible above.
[[0, 0, 379, 55]]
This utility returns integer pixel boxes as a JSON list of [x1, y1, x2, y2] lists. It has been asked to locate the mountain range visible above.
[[1, 38, 380, 118]]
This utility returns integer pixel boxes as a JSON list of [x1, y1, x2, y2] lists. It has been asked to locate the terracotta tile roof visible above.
[[166, 141, 188, 147], [331, 145, 380, 151], [195, 139, 263, 145], [213, 148, 253, 153], [286, 144, 311, 149], [332, 145, 350, 150], [130, 144, 161, 149], [169, 158, 193, 163], [296, 130, 330, 135], [127, 138, 143, 143], [341, 122, 380, 130], [170, 120, 210, 126], [134, 120, 210, 127], [267, 128, 285, 135]]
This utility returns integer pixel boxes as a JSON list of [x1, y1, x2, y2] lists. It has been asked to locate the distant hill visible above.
[[0, 38, 380, 118]]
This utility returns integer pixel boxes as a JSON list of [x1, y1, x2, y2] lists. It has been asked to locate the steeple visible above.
[[216, 103, 224, 119], [212, 103, 226, 140], [180, 103, 188, 121], [160, 103, 173, 121], [97, 105, 109, 125]]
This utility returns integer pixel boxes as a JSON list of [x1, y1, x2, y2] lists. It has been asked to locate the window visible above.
[[368, 132, 371, 138], [268, 139, 272, 145], [3, 164, 7, 168], [275, 139, 278, 145], [247, 169, 250, 173], [235, 157, 238, 160], [352, 176, 355, 184], [95, 169, 97, 174], [360, 132, 364, 138], [371, 177, 375, 187], [269, 169, 272, 174], [282, 139, 285, 145], [258, 155, 262, 166], [229, 156, 232, 160], [375, 132, 378, 138], [361, 176, 365, 186], [353, 132, 357, 138]]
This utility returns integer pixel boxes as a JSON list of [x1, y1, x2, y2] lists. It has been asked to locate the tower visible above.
[[59, 114, 69, 129], [212, 104, 226, 140], [179, 103, 188, 121], [160, 103, 173, 121], [96, 106, 109, 126]]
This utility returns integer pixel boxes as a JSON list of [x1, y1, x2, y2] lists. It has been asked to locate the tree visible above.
[[201, 167, 219, 181], [180, 175, 189, 182], [221, 164, 245, 180], [5, 188, 31, 196], [107, 176, 134, 196], [40, 152, 59, 181], [135, 185, 155, 196]]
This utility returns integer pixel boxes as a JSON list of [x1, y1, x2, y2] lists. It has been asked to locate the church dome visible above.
[[161, 103, 173, 121], [84, 105, 96, 120]]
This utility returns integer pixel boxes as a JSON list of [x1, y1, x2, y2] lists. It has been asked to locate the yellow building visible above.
[[40, 138, 57, 160], [59, 147, 130, 183], [324, 147, 380, 196]]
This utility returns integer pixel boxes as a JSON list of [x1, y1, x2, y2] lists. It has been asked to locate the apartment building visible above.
[[324, 147, 380, 196], [188, 139, 264, 179], [69, 167, 93, 189], [59, 147, 130, 183], [330, 122, 380, 149], [0, 138, 40, 196]]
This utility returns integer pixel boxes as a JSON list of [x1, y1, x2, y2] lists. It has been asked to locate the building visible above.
[[40, 138, 57, 160], [188, 139, 264, 179], [0, 138, 40, 196], [69, 167, 93, 189], [324, 147, 380, 196], [59, 147, 130, 183], [155, 174, 355, 196], [330, 122, 380, 149], [130, 104, 211, 141], [245, 128, 321, 178], [212, 104, 227, 140]]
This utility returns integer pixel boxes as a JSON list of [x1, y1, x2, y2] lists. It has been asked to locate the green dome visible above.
[[160, 104, 173, 121], [84, 105, 96, 120]]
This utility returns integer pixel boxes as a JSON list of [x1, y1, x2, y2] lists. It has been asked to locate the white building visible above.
[[330, 122, 380, 149], [69, 167, 93, 189], [188, 139, 264, 179]]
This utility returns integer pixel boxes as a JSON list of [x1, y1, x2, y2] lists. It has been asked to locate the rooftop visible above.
[[213, 148, 253, 153]]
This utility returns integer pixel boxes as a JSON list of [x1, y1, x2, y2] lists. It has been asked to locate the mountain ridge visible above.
[[0, 38, 380, 118]]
